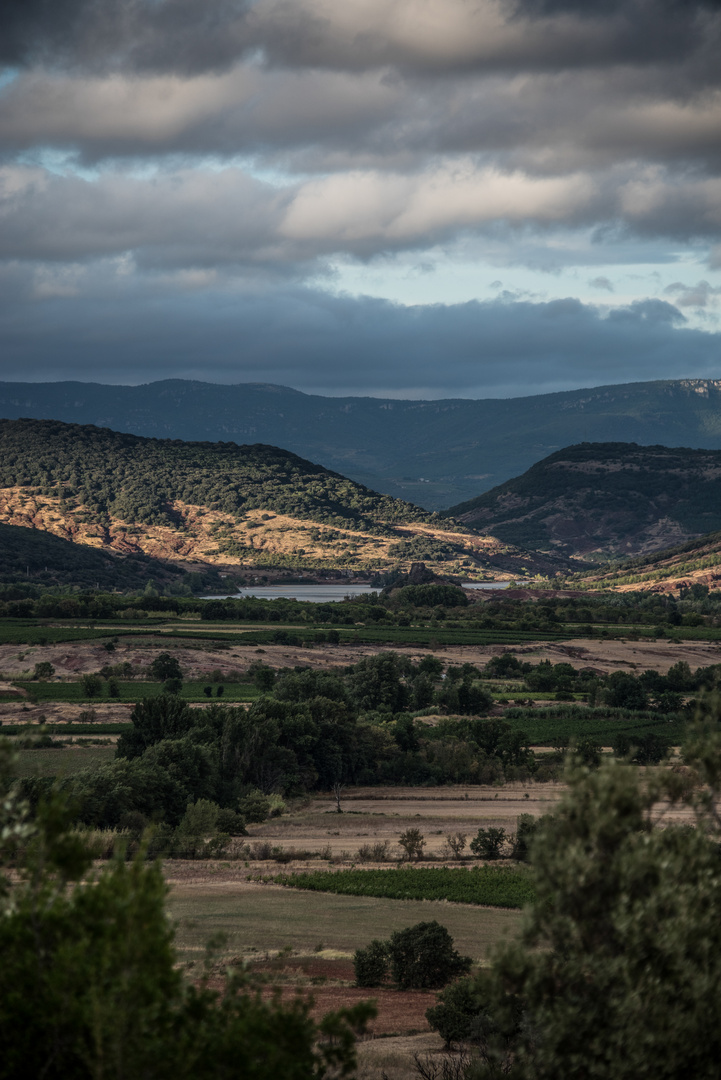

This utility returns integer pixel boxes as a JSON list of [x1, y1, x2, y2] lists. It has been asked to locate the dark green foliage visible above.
[[353, 939, 391, 987], [470, 828, 506, 860], [0, 417, 430, 535], [273, 867, 535, 908], [116, 696, 195, 759], [80, 673, 102, 697], [387, 921, 472, 990], [393, 583, 468, 607], [150, 653, 183, 682], [447, 441, 721, 558], [0, 767, 372, 1080], [511, 815, 538, 862], [425, 970, 523, 1059], [480, 748, 721, 1080]]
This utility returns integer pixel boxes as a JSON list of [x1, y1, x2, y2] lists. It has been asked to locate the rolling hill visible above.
[[0, 521, 206, 592], [570, 530, 721, 594], [4, 377, 721, 509], [0, 419, 562, 580], [447, 442, 721, 562]]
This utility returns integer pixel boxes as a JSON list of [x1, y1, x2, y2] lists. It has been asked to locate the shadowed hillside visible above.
[[447, 442, 721, 562]]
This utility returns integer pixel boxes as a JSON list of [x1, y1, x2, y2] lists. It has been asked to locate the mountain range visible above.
[[4, 378, 721, 510]]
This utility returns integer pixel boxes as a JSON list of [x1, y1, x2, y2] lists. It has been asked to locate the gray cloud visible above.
[[0, 276, 717, 398], [2, 0, 719, 81], [664, 279, 721, 307]]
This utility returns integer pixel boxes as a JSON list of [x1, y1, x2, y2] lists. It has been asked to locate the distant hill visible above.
[[0, 521, 203, 592], [4, 378, 721, 509], [446, 442, 721, 561], [0, 419, 559, 579], [570, 530, 721, 594]]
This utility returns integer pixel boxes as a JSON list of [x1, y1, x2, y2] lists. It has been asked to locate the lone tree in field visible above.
[[149, 652, 182, 682], [388, 922, 472, 990], [355, 922, 471, 991]]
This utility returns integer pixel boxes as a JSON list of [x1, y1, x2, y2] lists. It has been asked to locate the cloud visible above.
[[0, 274, 717, 398], [664, 279, 721, 307]]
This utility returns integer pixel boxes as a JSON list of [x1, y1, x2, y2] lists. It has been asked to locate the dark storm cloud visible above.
[[2, 0, 720, 79], [0, 0, 254, 75], [0, 280, 716, 398]]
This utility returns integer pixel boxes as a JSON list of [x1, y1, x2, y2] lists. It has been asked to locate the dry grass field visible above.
[[249, 784, 565, 858]]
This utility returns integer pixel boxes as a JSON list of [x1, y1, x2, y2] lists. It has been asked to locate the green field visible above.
[[15, 680, 259, 704], [270, 866, 535, 908], [501, 706, 687, 745], [167, 881, 523, 967], [13, 744, 116, 777]]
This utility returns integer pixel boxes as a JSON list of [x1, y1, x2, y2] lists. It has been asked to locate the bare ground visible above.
[[2, 632, 719, 684]]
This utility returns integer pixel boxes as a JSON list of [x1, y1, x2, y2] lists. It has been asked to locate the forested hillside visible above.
[[0, 419, 550, 579], [0, 419, 428, 531], [447, 442, 721, 561], [4, 377, 721, 509]]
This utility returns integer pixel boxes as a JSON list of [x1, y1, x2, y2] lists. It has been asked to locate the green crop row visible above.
[[501, 706, 687, 745], [14, 680, 259, 704], [272, 865, 536, 908]]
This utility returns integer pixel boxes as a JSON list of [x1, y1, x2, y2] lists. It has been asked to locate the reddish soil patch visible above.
[[209, 957, 436, 1036]]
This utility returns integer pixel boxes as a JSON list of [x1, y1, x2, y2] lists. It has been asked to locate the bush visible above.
[[215, 808, 247, 836], [510, 814, 537, 861], [388, 921, 472, 990], [399, 827, 425, 861], [353, 940, 390, 987]]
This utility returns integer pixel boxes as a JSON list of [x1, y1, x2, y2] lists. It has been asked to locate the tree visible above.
[[388, 922, 472, 990], [470, 827, 506, 860], [81, 673, 103, 697], [475, 742, 721, 1079], [0, 744, 373, 1079], [149, 652, 183, 682], [398, 827, 425, 861], [353, 939, 390, 987], [33, 661, 54, 680]]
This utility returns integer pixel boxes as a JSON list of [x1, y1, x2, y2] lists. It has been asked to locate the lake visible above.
[[202, 581, 515, 602]]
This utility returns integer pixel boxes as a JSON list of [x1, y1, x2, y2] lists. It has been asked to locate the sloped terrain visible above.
[[4, 377, 721, 509], [447, 442, 721, 561], [573, 530, 721, 594], [0, 521, 196, 590], [0, 419, 563, 579]]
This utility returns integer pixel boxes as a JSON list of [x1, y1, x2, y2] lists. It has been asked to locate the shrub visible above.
[[399, 827, 425, 861], [510, 814, 537, 861], [353, 940, 391, 987], [445, 832, 467, 859], [33, 661, 54, 680], [215, 809, 247, 836], [388, 921, 472, 990]]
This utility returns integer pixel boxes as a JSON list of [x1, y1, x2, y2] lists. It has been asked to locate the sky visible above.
[[1, 0, 720, 399]]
